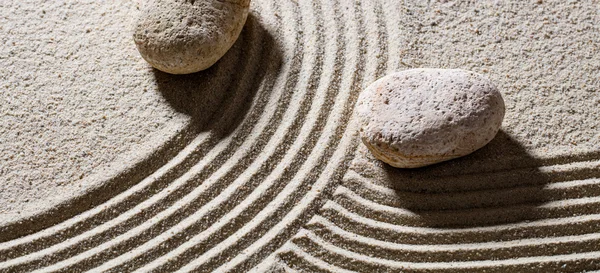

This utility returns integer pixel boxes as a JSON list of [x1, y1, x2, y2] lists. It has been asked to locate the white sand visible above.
[[0, 0, 599, 272]]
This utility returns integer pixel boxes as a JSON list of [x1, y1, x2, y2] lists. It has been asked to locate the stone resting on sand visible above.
[[357, 68, 505, 168], [133, 0, 251, 74]]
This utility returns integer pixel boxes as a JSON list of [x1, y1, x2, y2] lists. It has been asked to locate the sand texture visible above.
[[1, 0, 599, 272]]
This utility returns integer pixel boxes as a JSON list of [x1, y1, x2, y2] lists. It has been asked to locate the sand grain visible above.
[[1, 0, 599, 272]]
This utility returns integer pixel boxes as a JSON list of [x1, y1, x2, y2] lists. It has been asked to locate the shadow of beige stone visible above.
[[153, 13, 280, 138], [382, 130, 551, 228]]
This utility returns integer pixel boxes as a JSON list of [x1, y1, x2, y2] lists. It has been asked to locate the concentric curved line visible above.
[[344, 158, 600, 195], [182, 0, 373, 271], [27, 21, 290, 273], [341, 174, 600, 214], [0, 121, 201, 244], [1, 7, 286, 272], [127, 0, 341, 271], [317, 201, 600, 245], [83, 1, 310, 269], [332, 182, 600, 228], [173, 1, 349, 271], [210, 0, 379, 271], [340, 160, 600, 211], [247, 0, 393, 270], [0, 6, 264, 261], [290, 229, 600, 272], [279, 243, 356, 273], [30, 0, 324, 270], [301, 215, 600, 263]]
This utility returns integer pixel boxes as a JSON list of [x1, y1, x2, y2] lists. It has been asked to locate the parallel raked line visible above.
[[22, 5, 305, 273], [28, 0, 319, 271], [0, 120, 202, 243], [128, 0, 340, 271], [246, 0, 391, 270], [211, 1, 371, 272], [4, 0, 599, 272], [344, 158, 600, 195], [0, 4, 290, 272], [299, 215, 600, 263], [91, 15, 303, 271], [341, 160, 600, 212], [0, 0, 265, 255], [0, 129, 210, 260], [0, 15, 252, 259], [279, 243, 357, 273], [210, 0, 375, 270], [2, 20, 266, 273], [82, 0, 316, 271], [317, 201, 600, 245], [107, 1, 330, 272], [341, 172, 600, 213], [0, 2, 296, 250], [177, 0, 352, 271], [0, 20, 257, 270], [289, 228, 600, 272], [332, 182, 600, 228]]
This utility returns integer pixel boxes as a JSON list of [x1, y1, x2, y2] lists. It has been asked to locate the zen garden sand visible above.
[[1, 0, 599, 272]]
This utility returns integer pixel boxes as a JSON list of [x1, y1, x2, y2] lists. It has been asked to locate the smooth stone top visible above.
[[356, 68, 505, 168], [134, 0, 251, 74]]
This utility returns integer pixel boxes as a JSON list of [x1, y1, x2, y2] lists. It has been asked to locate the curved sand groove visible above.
[[2, 1, 314, 270], [287, 229, 600, 273], [0, 0, 280, 240], [294, 229, 600, 267], [332, 182, 600, 228], [317, 201, 600, 245], [0, 12, 268, 259], [119, 0, 367, 271], [281, 152, 600, 271], [98, 0, 378, 270], [276, 128, 600, 270], [2, 0, 600, 272], [341, 171, 600, 213], [279, 244, 356, 273], [0, 120, 200, 242], [74, 1, 321, 271], [166, 1, 365, 271], [0, 9, 286, 270], [301, 216, 600, 263], [215, 1, 395, 271], [109, 0, 366, 268]]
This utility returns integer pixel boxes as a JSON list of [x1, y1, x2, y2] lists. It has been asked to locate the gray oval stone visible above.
[[133, 0, 250, 74], [356, 68, 505, 168]]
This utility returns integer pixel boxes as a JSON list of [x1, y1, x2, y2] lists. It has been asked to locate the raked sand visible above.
[[1, 0, 599, 272]]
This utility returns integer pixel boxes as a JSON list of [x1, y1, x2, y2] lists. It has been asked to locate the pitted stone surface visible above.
[[134, 0, 250, 74], [357, 68, 505, 168]]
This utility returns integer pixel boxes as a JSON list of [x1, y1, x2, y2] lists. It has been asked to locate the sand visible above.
[[0, 0, 599, 272]]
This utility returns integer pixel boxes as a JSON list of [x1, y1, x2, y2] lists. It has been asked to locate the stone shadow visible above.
[[153, 13, 281, 138], [384, 130, 551, 228]]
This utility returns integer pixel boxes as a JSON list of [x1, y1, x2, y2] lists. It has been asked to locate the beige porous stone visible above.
[[357, 68, 505, 168], [133, 0, 250, 74]]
